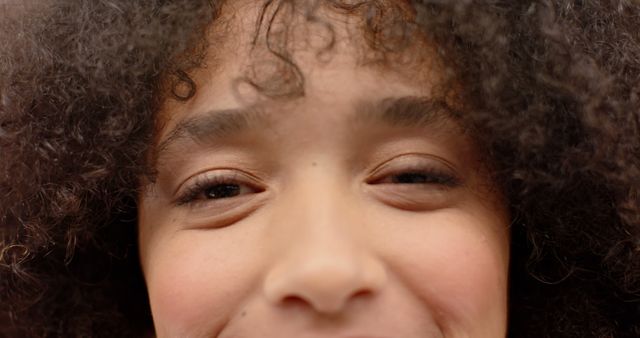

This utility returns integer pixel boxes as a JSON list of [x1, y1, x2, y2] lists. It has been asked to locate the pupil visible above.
[[393, 173, 429, 184], [205, 184, 241, 199]]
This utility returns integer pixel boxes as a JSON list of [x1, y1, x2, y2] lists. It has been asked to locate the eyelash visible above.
[[175, 172, 261, 206], [176, 164, 459, 208], [368, 167, 461, 187]]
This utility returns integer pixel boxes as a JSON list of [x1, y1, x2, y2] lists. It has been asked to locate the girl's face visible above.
[[138, 2, 510, 337]]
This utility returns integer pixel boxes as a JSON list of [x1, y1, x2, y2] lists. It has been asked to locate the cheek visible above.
[[141, 229, 264, 336], [422, 237, 506, 315], [379, 210, 509, 333]]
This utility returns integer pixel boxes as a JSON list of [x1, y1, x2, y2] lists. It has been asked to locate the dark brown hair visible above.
[[1, 1, 639, 337]]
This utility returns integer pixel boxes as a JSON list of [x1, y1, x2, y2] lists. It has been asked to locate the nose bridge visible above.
[[277, 162, 359, 251], [263, 167, 386, 314]]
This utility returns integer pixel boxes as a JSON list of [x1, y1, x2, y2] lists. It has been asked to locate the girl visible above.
[[1, 1, 639, 337]]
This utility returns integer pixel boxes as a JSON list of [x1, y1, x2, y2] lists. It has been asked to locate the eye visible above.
[[367, 154, 461, 188], [201, 183, 251, 199], [365, 154, 463, 211], [175, 171, 264, 206], [375, 171, 459, 186]]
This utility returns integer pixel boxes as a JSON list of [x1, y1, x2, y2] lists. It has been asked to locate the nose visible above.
[[264, 247, 387, 314], [262, 178, 387, 314]]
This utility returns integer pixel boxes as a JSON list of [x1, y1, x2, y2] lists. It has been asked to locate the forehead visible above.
[[158, 0, 441, 116], [151, 0, 451, 169]]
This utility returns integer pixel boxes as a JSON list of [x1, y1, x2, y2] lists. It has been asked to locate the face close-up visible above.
[[138, 1, 511, 337]]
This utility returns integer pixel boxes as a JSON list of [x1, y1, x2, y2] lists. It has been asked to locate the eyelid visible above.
[[366, 153, 461, 183], [173, 169, 265, 205]]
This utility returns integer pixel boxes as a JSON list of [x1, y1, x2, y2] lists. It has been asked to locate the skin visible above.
[[139, 2, 510, 337]]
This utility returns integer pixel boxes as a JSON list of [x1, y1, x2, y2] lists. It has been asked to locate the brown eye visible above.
[[204, 183, 242, 199], [388, 172, 459, 186], [392, 172, 427, 184], [367, 167, 462, 211], [176, 171, 264, 206], [366, 153, 462, 189], [371, 169, 460, 188]]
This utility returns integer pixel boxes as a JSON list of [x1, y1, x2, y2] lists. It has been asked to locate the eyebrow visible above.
[[154, 96, 455, 162], [353, 96, 455, 128], [156, 106, 268, 155]]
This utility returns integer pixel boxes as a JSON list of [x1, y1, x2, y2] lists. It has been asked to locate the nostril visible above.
[[280, 289, 372, 307], [276, 287, 376, 315], [263, 250, 388, 315], [351, 289, 373, 300], [281, 295, 309, 308]]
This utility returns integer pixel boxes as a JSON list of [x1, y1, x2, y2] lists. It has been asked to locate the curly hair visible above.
[[1, 0, 639, 337]]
